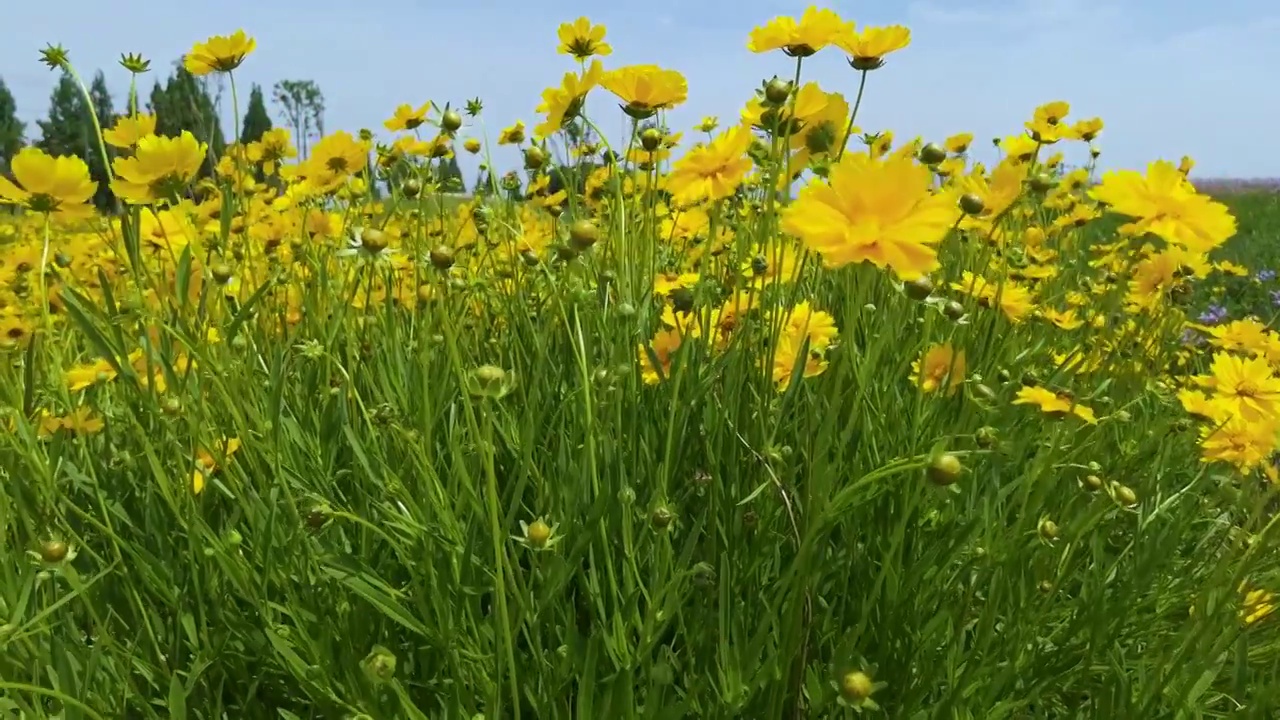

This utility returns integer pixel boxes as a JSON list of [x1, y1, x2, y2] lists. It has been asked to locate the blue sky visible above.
[[2, 0, 1277, 180]]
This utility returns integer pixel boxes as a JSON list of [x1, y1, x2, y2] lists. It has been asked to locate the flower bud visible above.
[[1038, 518, 1060, 541], [569, 219, 600, 250], [927, 453, 963, 486], [904, 275, 934, 301], [959, 193, 986, 216], [429, 245, 455, 269], [918, 142, 947, 165], [943, 300, 965, 321], [211, 263, 234, 284], [441, 109, 463, 133], [763, 77, 792, 105], [523, 146, 547, 170], [651, 506, 675, 530], [640, 127, 663, 152], [839, 671, 874, 703], [525, 519, 551, 548], [40, 540, 69, 563], [360, 228, 388, 254], [975, 426, 997, 448]]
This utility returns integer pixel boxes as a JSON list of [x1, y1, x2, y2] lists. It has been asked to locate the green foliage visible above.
[[0, 77, 24, 172], [35, 73, 91, 159], [239, 83, 272, 145]]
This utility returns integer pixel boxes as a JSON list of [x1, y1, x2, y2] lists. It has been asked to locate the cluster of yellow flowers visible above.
[[0, 6, 1276, 632]]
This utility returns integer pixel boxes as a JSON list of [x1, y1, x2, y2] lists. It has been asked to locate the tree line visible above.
[[0, 65, 476, 210]]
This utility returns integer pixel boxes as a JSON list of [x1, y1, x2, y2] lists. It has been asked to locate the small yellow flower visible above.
[[183, 30, 256, 75], [557, 17, 612, 60], [0, 146, 97, 217]]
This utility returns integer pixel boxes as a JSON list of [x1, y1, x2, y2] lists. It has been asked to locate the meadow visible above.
[[2, 8, 1280, 719]]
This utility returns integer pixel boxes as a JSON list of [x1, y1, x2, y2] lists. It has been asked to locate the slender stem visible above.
[[835, 69, 869, 162]]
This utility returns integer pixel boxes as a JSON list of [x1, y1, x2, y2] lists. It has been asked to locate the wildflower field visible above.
[[4, 7, 1280, 718]]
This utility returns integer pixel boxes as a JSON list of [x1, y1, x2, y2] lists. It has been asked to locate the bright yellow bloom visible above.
[[301, 131, 370, 193], [557, 17, 612, 60], [103, 114, 158, 148], [639, 328, 683, 385], [747, 6, 852, 57], [193, 437, 242, 495], [385, 103, 431, 132], [1013, 386, 1097, 424], [183, 30, 256, 75], [837, 25, 911, 69], [1090, 160, 1237, 253], [769, 302, 838, 390], [781, 152, 959, 280], [1197, 353, 1280, 424], [601, 65, 687, 119], [111, 132, 207, 204], [499, 121, 527, 145], [0, 146, 97, 217], [911, 343, 966, 395], [664, 125, 754, 206], [535, 61, 602, 139]]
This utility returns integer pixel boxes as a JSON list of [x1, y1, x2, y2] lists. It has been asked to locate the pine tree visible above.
[[239, 83, 272, 145], [86, 71, 117, 210], [434, 156, 464, 193], [37, 73, 91, 160], [0, 77, 24, 174]]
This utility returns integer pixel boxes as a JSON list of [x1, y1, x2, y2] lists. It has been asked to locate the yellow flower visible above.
[[557, 17, 612, 60], [102, 114, 158, 148], [911, 343, 966, 396], [769, 302, 838, 390], [1013, 386, 1097, 424], [837, 25, 911, 70], [535, 61, 602, 140], [0, 146, 97, 217], [664, 125, 754, 206], [1197, 352, 1280, 424], [385, 103, 431, 132], [65, 359, 119, 392], [601, 65, 688, 120], [747, 6, 852, 57], [1199, 415, 1277, 474], [193, 437, 242, 495], [111, 132, 207, 204], [945, 133, 973, 154], [463, 138, 482, 154], [499, 121, 527, 145], [301, 131, 370, 193], [638, 329, 683, 385], [1090, 160, 1237, 253], [781, 152, 958, 280], [183, 30, 256, 75]]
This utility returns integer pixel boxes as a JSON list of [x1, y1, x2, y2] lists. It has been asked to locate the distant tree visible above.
[[239, 83, 272, 145], [272, 80, 324, 159], [434, 155, 464, 193], [0, 77, 24, 174], [37, 74, 90, 158], [473, 167, 493, 196]]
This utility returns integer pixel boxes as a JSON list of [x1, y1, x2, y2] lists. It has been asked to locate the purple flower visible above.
[[1181, 328, 1205, 346], [1257, 269, 1277, 283], [1271, 290, 1280, 308], [1197, 304, 1228, 325]]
